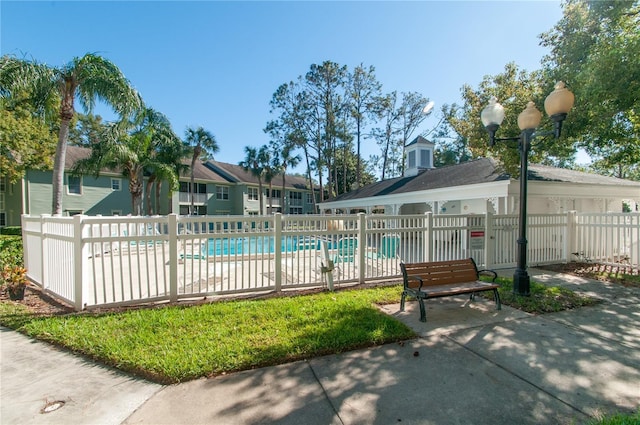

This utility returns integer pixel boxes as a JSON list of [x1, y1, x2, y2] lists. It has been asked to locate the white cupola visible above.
[[404, 136, 435, 176]]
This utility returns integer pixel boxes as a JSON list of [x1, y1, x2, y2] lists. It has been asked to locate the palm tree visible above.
[[0, 54, 141, 215], [73, 108, 178, 215], [270, 140, 301, 212], [184, 126, 219, 215], [259, 146, 278, 214], [154, 136, 189, 214], [239, 146, 265, 215], [134, 109, 181, 215]]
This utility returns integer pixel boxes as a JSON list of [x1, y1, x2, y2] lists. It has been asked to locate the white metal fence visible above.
[[21, 211, 639, 311]]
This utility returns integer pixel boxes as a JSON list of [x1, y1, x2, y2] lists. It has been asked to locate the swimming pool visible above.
[[203, 236, 318, 256]]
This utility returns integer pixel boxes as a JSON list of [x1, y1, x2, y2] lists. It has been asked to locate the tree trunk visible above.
[[303, 146, 316, 212], [130, 176, 143, 216], [190, 157, 197, 215], [52, 118, 71, 216], [145, 176, 156, 215], [258, 179, 264, 215], [268, 180, 273, 214], [155, 181, 162, 215], [356, 119, 361, 188], [343, 141, 347, 194], [280, 171, 286, 213]]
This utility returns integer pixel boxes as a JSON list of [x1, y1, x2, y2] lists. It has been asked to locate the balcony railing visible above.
[[179, 192, 208, 204]]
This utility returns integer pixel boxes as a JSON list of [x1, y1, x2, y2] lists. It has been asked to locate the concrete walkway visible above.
[[2, 268, 639, 424]]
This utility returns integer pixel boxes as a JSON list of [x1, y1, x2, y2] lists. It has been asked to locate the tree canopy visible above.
[[0, 98, 57, 182], [0, 53, 142, 214], [540, 0, 640, 179]]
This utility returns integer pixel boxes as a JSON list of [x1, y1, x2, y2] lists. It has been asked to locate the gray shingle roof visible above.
[[330, 157, 639, 202], [207, 161, 310, 190]]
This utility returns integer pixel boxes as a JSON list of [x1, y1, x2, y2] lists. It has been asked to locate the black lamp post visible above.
[[481, 82, 575, 296]]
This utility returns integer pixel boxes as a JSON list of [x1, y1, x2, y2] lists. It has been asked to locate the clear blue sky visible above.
[[1, 1, 568, 170]]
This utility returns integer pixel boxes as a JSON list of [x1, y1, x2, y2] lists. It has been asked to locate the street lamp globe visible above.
[[517, 101, 542, 131], [480, 96, 505, 127], [545, 81, 575, 137], [544, 81, 575, 117], [480, 96, 505, 146]]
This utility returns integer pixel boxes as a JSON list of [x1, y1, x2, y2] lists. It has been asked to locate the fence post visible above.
[[424, 212, 433, 262], [484, 212, 494, 268], [565, 210, 577, 263], [168, 214, 178, 302], [358, 213, 366, 284], [73, 214, 89, 311], [39, 214, 50, 291], [274, 213, 282, 292]]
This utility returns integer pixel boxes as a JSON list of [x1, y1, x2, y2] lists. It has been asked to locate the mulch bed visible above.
[[539, 262, 640, 288], [0, 285, 74, 316]]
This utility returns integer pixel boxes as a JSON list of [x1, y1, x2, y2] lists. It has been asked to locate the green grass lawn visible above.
[[0, 277, 598, 384], [0, 286, 414, 383]]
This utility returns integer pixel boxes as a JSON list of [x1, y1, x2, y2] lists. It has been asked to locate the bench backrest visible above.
[[400, 258, 480, 289]]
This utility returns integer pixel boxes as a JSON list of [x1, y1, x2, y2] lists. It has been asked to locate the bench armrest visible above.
[[405, 274, 424, 290], [478, 269, 498, 282]]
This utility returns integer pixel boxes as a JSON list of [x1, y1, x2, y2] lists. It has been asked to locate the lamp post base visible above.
[[512, 269, 530, 296]]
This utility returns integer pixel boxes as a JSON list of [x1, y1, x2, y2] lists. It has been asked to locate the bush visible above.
[[0, 227, 22, 236], [0, 236, 23, 268]]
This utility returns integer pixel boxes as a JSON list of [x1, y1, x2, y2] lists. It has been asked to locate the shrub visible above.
[[1, 265, 27, 299], [0, 236, 23, 268], [0, 227, 22, 236]]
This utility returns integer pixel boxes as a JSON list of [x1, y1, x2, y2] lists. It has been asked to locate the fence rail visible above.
[[21, 211, 639, 311]]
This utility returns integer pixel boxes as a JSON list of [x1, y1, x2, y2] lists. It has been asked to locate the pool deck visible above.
[[82, 244, 403, 308]]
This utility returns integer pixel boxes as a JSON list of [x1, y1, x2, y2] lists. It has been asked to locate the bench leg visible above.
[[418, 298, 427, 322], [400, 291, 407, 312], [494, 289, 502, 310]]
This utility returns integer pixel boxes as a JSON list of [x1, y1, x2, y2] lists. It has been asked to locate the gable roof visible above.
[[62, 146, 310, 188], [329, 157, 639, 202], [207, 161, 310, 190], [180, 160, 228, 183], [405, 135, 435, 147], [65, 145, 92, 169]]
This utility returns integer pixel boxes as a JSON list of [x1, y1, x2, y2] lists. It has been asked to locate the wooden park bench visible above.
[[400, 258, 501, 322]]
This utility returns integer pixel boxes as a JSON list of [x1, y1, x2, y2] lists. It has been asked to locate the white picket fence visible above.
[[21, 212, 639, 311]]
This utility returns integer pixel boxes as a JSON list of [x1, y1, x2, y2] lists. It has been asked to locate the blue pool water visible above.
[[204, 236, 319, 256]]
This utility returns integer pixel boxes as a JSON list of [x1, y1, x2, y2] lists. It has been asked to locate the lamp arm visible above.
[[493, 136, 521, 143]]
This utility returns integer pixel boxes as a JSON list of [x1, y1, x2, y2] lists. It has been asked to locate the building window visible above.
[[68, 176, 82, 195], [270, 189, 281, 199], [408, 151, 416, 169], [179, 205, 207, 215], [0, 212, 5, 227], [111, 210, 122, 216], [306, 193, 314, 204], [180, 182, 207, 194], [216, 186, 229, 200], [420, 149, 431, 168], [289, 191, 302, 206], [111, 178, 121, 191], [0, 177, 5, 193], [248, 187, 259, 200], [289, 207, 303, 214]]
